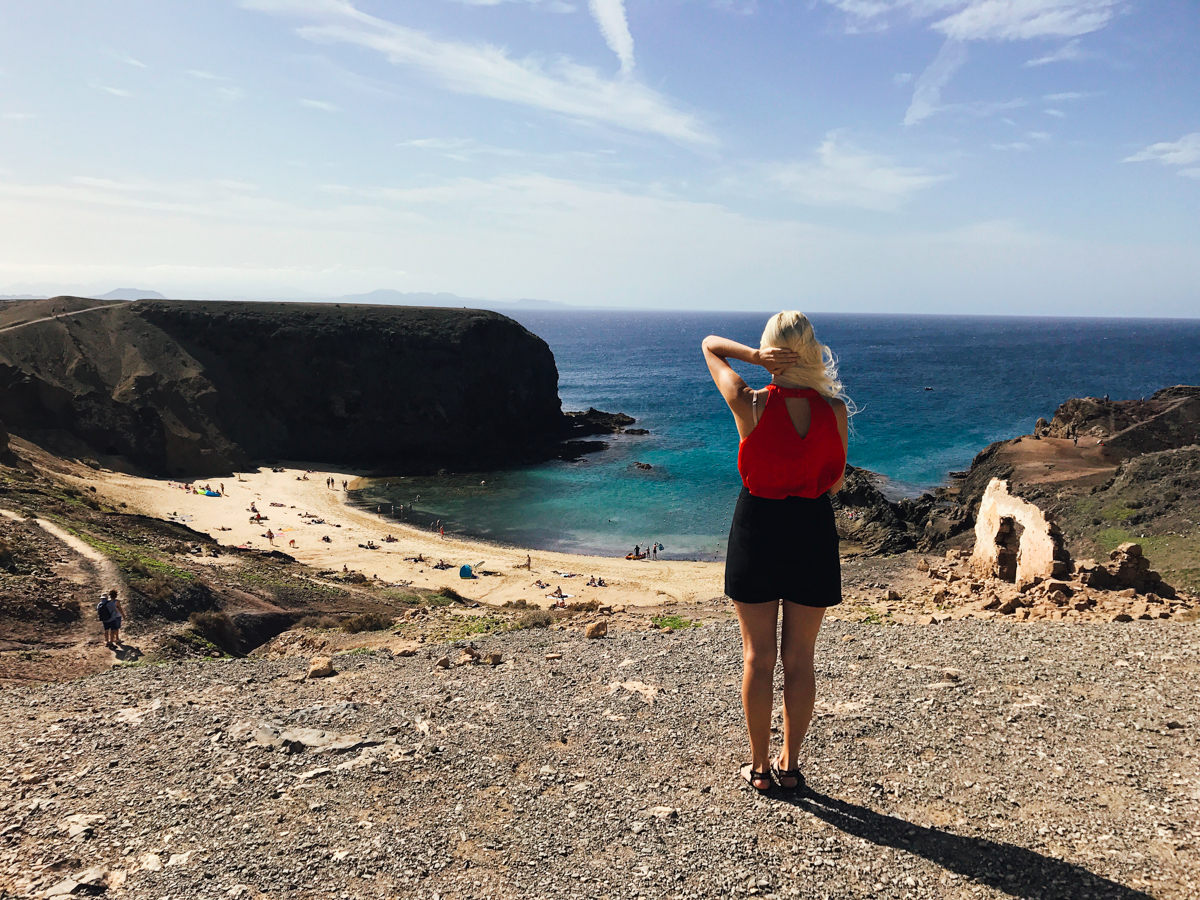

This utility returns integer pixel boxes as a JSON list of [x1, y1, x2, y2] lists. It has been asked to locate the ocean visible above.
[[355, 312, 1200, 560]]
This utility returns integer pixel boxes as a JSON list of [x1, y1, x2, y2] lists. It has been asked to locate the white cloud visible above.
[[767, 133, 945, 210], [828, 1, 1121, 41], [1028, 130, 1051, 141], [246, 0, 710, 145], [96, 86, 133, 97], [993, 141, 1031, 151], [120, 54, 147, 68], [1180, 169, 1200, 180], [186, 69, 228, 80], [588, 0, 635, 73], [3, 112, 37, 121], [709, 0, 758, 14], [1025, 37, 1085, 66], [1043, 108, 1066, 117], [904, 39, 967, 125], [443, 0, 576, 9], [893, 72, 913, 85], [1124, 133, 1200, 169], [1043, 90, 1097, 101], [300, 98, 340, 111], [933, 0, 1121, 41], [1, 172, 1196, 315], [826, 3, 1121, 124]]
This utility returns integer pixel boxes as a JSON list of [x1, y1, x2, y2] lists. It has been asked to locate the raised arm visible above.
[[702, 336, 799, 437]]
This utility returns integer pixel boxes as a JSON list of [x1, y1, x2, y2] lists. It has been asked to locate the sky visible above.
[[0, 0, 1197, 315]]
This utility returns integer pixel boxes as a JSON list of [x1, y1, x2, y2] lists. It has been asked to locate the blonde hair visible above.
[[760, 310, 847, 403]]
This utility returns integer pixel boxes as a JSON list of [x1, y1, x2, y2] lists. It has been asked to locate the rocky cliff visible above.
[[0, 298, 600, 476], [1042, 385, 1200, 458]]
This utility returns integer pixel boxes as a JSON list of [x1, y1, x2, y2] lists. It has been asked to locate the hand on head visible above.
[[758, 346, 798, 376]]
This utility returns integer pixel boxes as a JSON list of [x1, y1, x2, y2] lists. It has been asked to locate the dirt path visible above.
[[0, 508, 126, 669], [0, 301, 127, 334]]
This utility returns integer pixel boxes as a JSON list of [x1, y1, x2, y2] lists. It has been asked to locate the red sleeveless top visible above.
[[737, 385, 846, 500]]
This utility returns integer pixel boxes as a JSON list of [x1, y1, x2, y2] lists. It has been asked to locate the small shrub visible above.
[[341, 611, 393, 634], [141, 573, 175, 603], [188, 611, 243, 653], [296, 615, 340, 630], [502, 598, 533, 609], [566, 599, 600, 612], [0, 537, 14, 572], [651, 614, 697, 630], [433, 586, 467, 604], [515, 610, 553, 629]]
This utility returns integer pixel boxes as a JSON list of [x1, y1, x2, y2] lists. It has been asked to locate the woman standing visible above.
[[702, 312, 850, 794]]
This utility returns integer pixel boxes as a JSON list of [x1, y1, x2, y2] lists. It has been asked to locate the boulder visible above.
[[306, 656, 336, 679], [585, 620, 609, 639]]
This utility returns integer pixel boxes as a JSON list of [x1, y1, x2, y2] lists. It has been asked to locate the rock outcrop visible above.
[[1076, 543, 1176, 599], [0, 298, 622, 476], [1047, 385, 1200, 458]]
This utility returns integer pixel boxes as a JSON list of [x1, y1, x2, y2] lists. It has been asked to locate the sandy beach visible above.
[[71, 464, 726, 609]]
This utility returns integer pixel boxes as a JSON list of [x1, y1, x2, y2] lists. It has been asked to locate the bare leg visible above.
[[777, 602, 826, 781], [732, 600, 779, 777]]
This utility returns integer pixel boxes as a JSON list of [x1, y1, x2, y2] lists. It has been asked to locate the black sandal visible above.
[[740, 764, 773, 794], [772, 763, 804, 793]]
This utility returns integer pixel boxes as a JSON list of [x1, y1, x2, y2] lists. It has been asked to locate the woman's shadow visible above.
[[786, 787, 1155, 900]]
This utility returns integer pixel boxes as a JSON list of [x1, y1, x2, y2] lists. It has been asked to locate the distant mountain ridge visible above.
[[3, 287, 576, 309], [94, 288, 168, 301], [333, 289, 572, 310]]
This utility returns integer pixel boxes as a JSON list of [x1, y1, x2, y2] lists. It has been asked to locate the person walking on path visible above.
[[97, 590, 126, 648], [702, 311, 850, 795]]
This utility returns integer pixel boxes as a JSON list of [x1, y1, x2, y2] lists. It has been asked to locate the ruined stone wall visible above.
[[971, 479, 1065, 584]]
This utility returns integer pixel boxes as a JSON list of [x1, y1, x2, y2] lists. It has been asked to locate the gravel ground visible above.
[[3, 619, 1198, 900]]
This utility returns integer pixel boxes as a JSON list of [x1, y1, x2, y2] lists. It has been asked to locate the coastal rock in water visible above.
[[563, 408, 636, 438], [0, 298, 628, 477]]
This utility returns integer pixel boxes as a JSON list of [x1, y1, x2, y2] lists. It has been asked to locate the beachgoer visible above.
[[97, 590, 125, 648], [526, 554, 532, 569], [439, 526, 444, 540], [703, 311, 849, 794], [634, 544, 640, 558], [219, 483, 225, 495], [266, 529, 274, 543]]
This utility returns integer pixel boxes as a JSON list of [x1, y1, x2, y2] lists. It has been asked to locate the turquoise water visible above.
[[356, 312, 1200, 560]]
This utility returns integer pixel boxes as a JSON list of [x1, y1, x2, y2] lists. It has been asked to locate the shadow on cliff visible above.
[[787, 788, 1154, 900]]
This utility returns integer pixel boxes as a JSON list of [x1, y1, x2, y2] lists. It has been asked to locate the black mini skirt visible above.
[[724, 487, 842, 607]]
